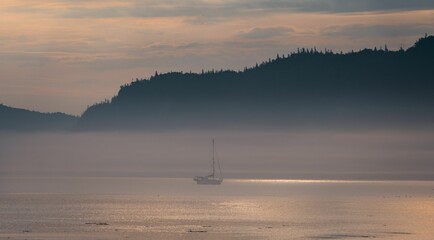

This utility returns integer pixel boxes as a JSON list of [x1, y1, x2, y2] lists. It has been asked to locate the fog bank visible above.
[[1, 130, 433, 180]]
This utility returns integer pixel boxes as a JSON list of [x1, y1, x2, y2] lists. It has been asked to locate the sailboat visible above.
[[194, 139, 223, 185]]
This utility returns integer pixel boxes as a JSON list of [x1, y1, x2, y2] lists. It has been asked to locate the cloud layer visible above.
[[6, 0, 434, 19]]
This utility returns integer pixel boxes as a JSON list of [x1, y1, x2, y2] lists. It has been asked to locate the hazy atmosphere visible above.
[[1, 1, 434, 239], [2, 1, 434, 181], [1, 131, 433, 180], [1, 0, 434, 114]]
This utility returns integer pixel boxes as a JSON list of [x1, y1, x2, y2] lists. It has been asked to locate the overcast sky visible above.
[[1, 0, 434, 115]]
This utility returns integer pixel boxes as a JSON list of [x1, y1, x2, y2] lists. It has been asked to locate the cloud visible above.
[[238, 27, 294, 39], [66, 0, 434, 18], [283, 0, 434, 13], [322, 24, 434, 38], [5, 0, 434, 21]]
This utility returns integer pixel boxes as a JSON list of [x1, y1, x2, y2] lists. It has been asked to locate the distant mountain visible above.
[[0, 104, 78, 131], [76, 36, 434, 131]]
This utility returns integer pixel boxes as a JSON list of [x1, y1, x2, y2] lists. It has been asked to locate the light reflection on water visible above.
[[230, 178, 362, 183], [0, 177, 433, 240]]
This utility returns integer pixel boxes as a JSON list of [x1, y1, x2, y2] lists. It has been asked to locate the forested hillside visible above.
[[0, 104, 78, 131], [78, 36, 434, 130]]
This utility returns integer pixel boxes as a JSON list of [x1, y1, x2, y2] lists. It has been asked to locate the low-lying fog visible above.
[[1, 130, 433, 180]]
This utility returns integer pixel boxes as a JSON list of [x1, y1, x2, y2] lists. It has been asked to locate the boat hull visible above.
[[194, 177, 223, 185]]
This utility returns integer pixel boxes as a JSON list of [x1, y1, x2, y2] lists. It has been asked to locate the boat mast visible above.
[[212, 139, 215, 177]]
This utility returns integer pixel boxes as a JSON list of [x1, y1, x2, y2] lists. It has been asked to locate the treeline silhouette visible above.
[[77, 35, 434, 130], [2, 36, 433, 131], [0, 104, 78, 131]]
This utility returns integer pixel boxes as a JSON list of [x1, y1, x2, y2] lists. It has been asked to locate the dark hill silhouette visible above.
[[77, 35, 434, 131], [0, 104, 78, 131]]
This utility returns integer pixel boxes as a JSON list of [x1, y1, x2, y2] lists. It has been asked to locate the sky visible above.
[[1, 0, 434, 115]]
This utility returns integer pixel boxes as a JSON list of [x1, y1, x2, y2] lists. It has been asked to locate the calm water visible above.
[[0, 177, 433, 239]]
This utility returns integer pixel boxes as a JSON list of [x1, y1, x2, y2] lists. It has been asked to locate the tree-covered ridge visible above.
[[0, 104, 78, 131], [79, 36, 434, 130]]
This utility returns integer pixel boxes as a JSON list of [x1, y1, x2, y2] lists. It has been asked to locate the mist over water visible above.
[[1, 130, 433, 180]]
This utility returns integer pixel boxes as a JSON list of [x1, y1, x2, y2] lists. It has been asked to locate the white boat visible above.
[[194, 139, 223, 185]]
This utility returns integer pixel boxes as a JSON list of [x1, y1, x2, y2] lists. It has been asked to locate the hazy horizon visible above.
[[1, 130, 433, 180]]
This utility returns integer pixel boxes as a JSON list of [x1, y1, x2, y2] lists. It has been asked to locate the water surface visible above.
[[0, 177, 433, 239]]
